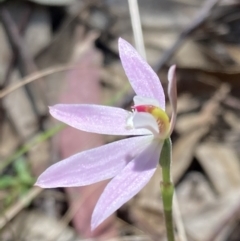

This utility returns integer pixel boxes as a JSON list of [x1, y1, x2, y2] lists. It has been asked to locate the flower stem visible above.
[[160, 138, 175, 241]]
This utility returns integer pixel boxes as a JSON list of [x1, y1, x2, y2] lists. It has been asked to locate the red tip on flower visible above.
[[132, 105, 153, 112]]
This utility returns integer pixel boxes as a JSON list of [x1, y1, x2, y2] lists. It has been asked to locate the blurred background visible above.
[[1, 0, 240, 240]]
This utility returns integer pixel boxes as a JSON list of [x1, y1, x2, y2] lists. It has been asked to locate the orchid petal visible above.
[[132, 112, 159, 135], [36, 136, 153, 188], [91, 139, 163, 229], [167, 65, 177, 135], [50, 104, 151, 136], [133, 95, 160, 107], [119, 38, 165, 109]]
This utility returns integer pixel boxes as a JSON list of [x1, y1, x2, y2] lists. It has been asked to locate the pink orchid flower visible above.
[[36, 38, 177, 230]]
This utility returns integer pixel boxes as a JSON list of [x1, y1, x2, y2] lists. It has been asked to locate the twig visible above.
[[128, 0, 146, 59], [0, 187, 42, 230], [1, 6, 33, 88], [0, 65, 74, 99], [0, 6, 33, 141], [0, 6, 47, 116], [154, 0, 222, 72], [0, 7, 33, 73]]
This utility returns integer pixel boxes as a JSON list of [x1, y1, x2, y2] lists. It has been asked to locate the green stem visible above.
[[160, 138, 175, 241], [163, 209, 175, 241]]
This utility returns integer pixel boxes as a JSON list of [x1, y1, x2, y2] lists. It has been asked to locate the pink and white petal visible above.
[[132, 112, 159, 135], [167, 65, 177, 134], [133, 95, 160, 107], [91, 139, 163, 230], [119, 38, 165, 109], [50, 104, 151, 136], [36, 135, 153, 188]]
